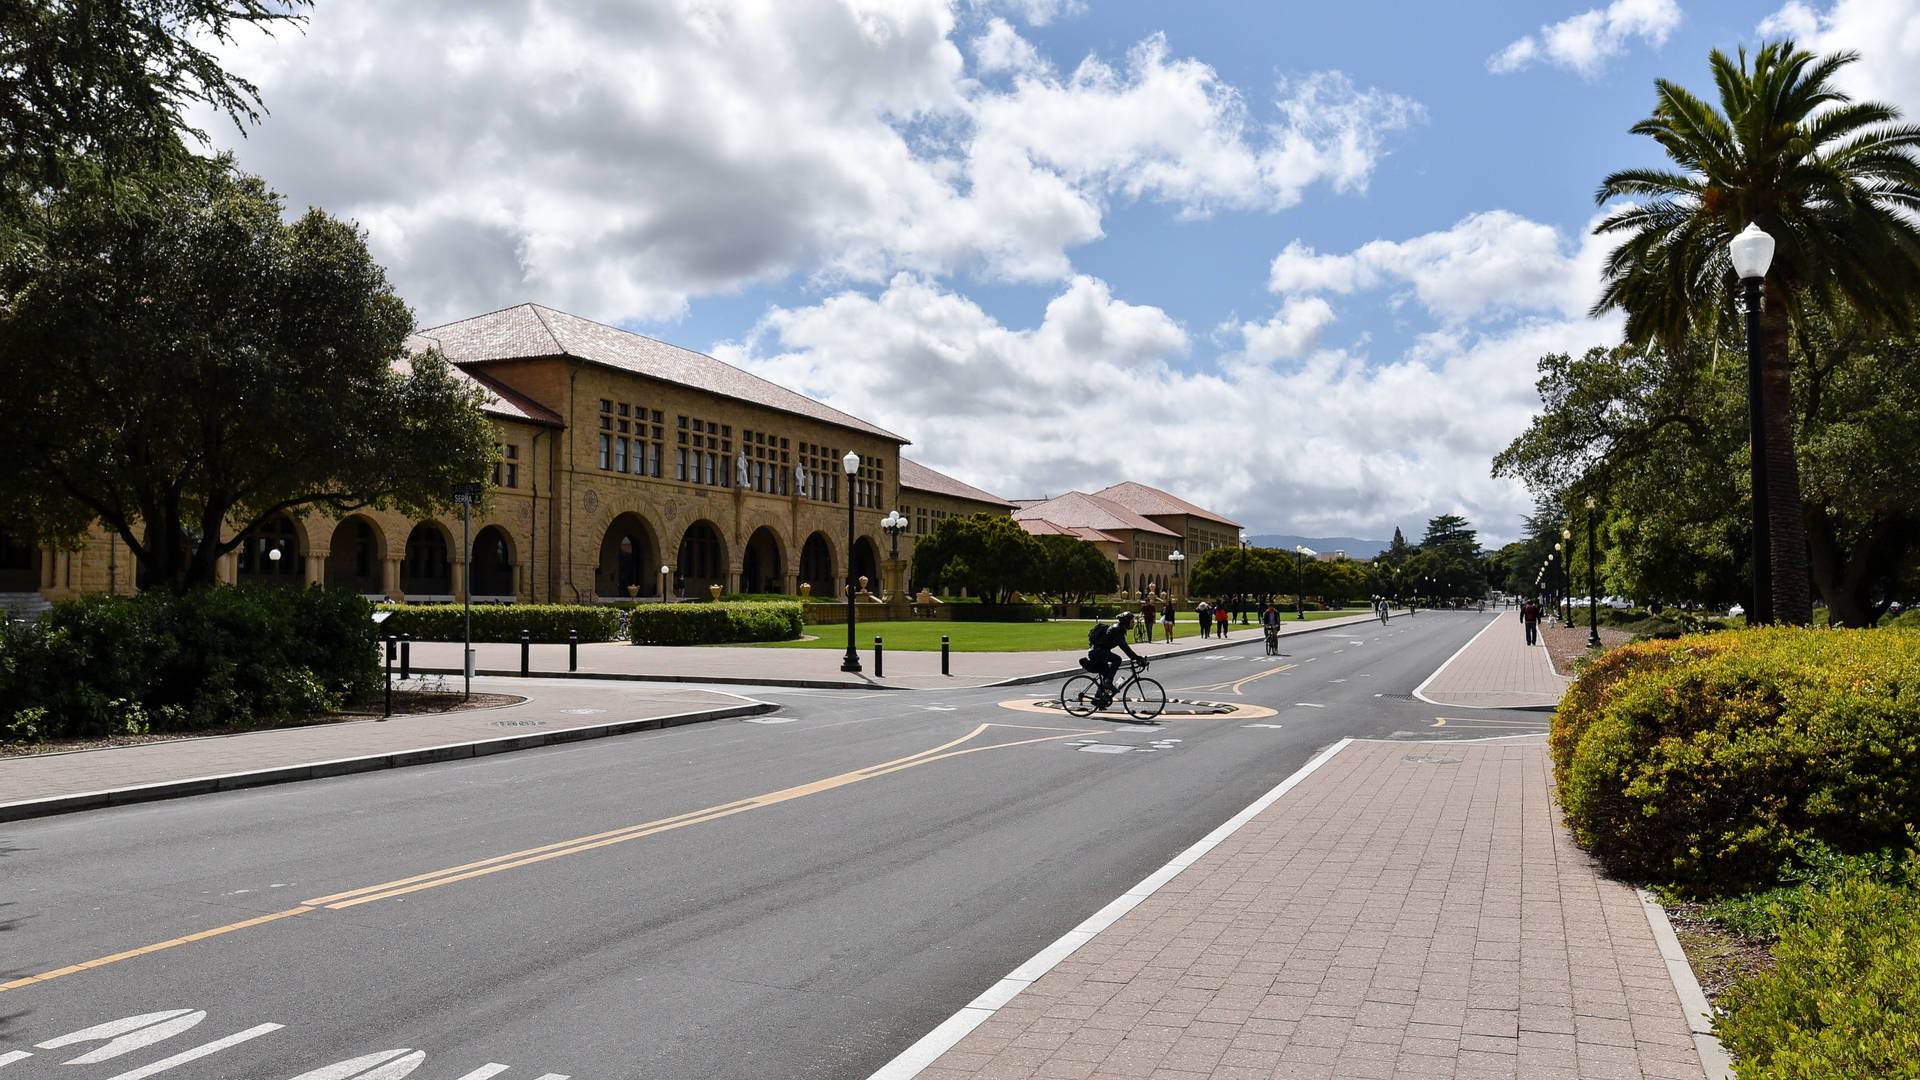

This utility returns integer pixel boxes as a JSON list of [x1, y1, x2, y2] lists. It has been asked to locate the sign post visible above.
[[452, 482, 484, 700]]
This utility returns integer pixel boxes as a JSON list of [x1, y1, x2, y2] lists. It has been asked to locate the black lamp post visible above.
[[841, 450, 862, 674], [1169, 549, 1184, 605], [1560, 529, 1572, 624], [1585, 494, 1601, 650], [1730, 222, 1776, 626]]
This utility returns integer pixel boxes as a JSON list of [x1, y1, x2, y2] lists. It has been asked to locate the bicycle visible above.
[[1060, 658, 1166, 721], [1262, 622, 1281, 655]]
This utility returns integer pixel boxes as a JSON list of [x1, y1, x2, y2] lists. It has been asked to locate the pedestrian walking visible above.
[[1196, 599, 1212, 639], [1214, 602, 1229, 638], [1141, 598, 1156, 642], [1161, 606, 1175, 641], [1521, 598, 1541, 646]]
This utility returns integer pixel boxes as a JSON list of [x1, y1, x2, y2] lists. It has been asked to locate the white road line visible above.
[[0, 1051, 32, 1068], [106, 1025, 283, 1080], [452, 1067, 511, 1080], [863, 738, 1358, 1080], [1410, 614, 1503, 706]]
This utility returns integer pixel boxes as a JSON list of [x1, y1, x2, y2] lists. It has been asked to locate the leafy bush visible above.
[[1551, 626, 1920, 896], [1701, 843, 1918, 940], [374, 602, 620, 643], [627, 601, 802, 645], [946, 603, 1050, 623], [1, 587, 379, 739], [1717, 851, 1920, 1076]]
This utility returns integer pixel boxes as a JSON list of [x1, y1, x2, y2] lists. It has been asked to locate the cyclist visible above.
[[1260, 602, 1282, 651], [1088, 611, 1148, 697]]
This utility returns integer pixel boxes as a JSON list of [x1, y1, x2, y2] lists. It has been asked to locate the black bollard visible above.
[[941, 635, 950, 676], [383, 633, 394, 719], [874, 636, 883, 679], [520, 629, 531, 676], [569, 629, 579, 672], [400, 633, 411, 680]]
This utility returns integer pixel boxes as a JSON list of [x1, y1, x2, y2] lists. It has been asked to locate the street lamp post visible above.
[[882, 509, 907, 560], [1585, 494, 1601, 650], [1295, 545, 1315, 619], [1238, 531, 1249, 622], [881, 509, 908, 603], [1560, 528, 1572, 624], [1169, 549, 1185, 605], [1730, 222, 1776, 626], [841, 451, 862, 674]]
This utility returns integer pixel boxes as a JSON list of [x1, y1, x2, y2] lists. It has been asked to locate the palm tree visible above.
[[1592, 40, 1920, 625]]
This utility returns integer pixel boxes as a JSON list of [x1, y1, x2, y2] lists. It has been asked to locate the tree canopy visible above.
[[909, 514, 1045, 604], [0, 159, 497, 589], [1592, 40, 1920, 624], [1031, 533, 1118, 602]]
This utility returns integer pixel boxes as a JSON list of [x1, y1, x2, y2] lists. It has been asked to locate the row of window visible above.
[[492, 443, 520, 489], [593, 400, 893, 506], [911, 506, 953, 535]]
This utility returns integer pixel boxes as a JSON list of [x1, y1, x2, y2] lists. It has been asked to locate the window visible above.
[[675, 414, 733, 487], [493, 443, 520, 489], [598, 434, 611, 470], [613, 437, 628, 473]]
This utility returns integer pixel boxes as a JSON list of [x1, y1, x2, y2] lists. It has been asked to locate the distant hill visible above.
[[1244, 534, 1390, 560]]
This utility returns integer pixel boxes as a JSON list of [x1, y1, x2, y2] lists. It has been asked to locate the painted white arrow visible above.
[[285, 1049, 426, 1080], [37, 1010, 204, 1063]]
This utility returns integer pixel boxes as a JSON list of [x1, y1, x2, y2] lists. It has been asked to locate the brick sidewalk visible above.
[[889, 739, 1708, 1080], [1414, 615, 1570, 710]]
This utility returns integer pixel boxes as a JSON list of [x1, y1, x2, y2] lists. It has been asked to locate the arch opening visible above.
[[324, 517, 386, 595], [597, 513, 659, 599]]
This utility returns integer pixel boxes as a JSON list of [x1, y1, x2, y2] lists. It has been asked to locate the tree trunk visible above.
[[1805, 512, 1871, 627], [1760, 295, 1812, 624]]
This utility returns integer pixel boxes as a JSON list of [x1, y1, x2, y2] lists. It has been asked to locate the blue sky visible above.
[[199, 0, 1920, 546]]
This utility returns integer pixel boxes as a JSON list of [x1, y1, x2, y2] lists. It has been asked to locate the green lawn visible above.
[[749, 609, 1373, 651]]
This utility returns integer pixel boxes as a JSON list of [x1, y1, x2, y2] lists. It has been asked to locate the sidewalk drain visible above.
[[1403, 754, 1463, 765]]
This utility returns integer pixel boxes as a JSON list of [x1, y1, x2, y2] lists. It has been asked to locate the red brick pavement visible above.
[[885, 739, 1709, 1080], [1414, 615, 1569, 710]]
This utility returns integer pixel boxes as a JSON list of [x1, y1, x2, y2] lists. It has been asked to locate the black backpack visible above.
[[1088, 622, 1110, 648]]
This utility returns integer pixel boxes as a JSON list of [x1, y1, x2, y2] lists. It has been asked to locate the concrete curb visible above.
[[0, 698, 778, 823], [1638, 888, 1736, 1080]]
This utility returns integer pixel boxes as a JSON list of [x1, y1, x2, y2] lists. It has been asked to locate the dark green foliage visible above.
[[1, 586, 378, 740], [374, 604, 620, 643], [0, 160, 497, 589], [627, 602, 803, 645], [1717, 851, 1920, 1076], [909, 514, 1043, 603], [946, 603, 1051, 623], [1030, 534, 1118, 601], [1551, 627, 1920, 896]]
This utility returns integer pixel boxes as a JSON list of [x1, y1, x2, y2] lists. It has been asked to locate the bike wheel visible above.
[[1122, 676, 1166, 720], [1060, 674, 1101, 717]]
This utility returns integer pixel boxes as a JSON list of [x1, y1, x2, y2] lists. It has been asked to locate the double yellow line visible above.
[[3, 722, 1095, 993]]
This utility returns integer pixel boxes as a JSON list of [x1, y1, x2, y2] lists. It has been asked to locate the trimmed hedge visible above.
[[628, 601, 803, 645], [1718, 853, 1920, 1076], [374, 603, 620, 643], [2, 587, 380, 740], [947, 603, 1050, 623], [1551, 626, 1920, 896]]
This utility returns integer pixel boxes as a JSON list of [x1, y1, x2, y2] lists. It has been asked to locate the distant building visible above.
[[1012, 482, 1239, 599]]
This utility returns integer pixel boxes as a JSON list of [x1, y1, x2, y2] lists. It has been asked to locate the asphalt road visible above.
[[0, 611, 1535, 1080]]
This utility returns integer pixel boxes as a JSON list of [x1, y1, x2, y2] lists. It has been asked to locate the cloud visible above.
[[1760, 0, 1920, 111], [1489, 0, 1683, 76], [968, 0, 1086, 27], [1265, 210, 1612, 324], [714, 274, 1617, 543], [197, 1, 1422, 326]]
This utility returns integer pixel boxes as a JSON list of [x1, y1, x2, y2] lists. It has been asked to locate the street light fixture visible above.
[[1585, 494, 1601, 650], [1169, 549, 1185, 604], [1730, 221, 1776, 626], [1559, 530, 1572, 623], [841, 451, 862, 674], [881, 509, 907, 560]]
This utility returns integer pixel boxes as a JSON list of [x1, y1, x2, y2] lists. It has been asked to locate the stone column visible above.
[[303, 546, 328, 588], [385, 557, 405, 601]]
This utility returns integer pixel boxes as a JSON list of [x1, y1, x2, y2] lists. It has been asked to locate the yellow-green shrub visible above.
[[1552, 626, 1920, 896], [1717, 853, 1920, 1076]]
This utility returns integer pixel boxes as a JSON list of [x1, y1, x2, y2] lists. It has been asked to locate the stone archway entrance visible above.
[[598, 513, 658, 599], [471, 526, 516, 599], [852, 536, 880, 595], [401, 523, 453, 597], [236, 515, 303, 586], [324, 517, 386, 595], [0, 530, 42, 592], [676, 521, 727, 596], [799, 532, 834, 596], [741, 527, 785, 595]]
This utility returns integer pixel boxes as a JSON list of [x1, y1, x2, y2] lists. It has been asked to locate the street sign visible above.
[[452, 482, 483, 505]]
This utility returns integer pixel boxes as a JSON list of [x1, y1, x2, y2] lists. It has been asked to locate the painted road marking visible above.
[[2, 725, 1098, 994], [1294, 703, 1325, 708], [1242, 723, 1285, 729], [106, 1023, 283, 1080], [1172, 663, 1295, 694], [1431, 716, 1548, 728]]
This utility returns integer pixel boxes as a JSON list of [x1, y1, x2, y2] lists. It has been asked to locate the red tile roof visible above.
[[409, 304, 907, 443], [1089, 481, 1241, 528], [898, 458, 1014, 507], [1013, 492, 1179, 537]]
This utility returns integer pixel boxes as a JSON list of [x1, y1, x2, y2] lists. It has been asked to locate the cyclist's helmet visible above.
[[1115, 611, 1135, 627]]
